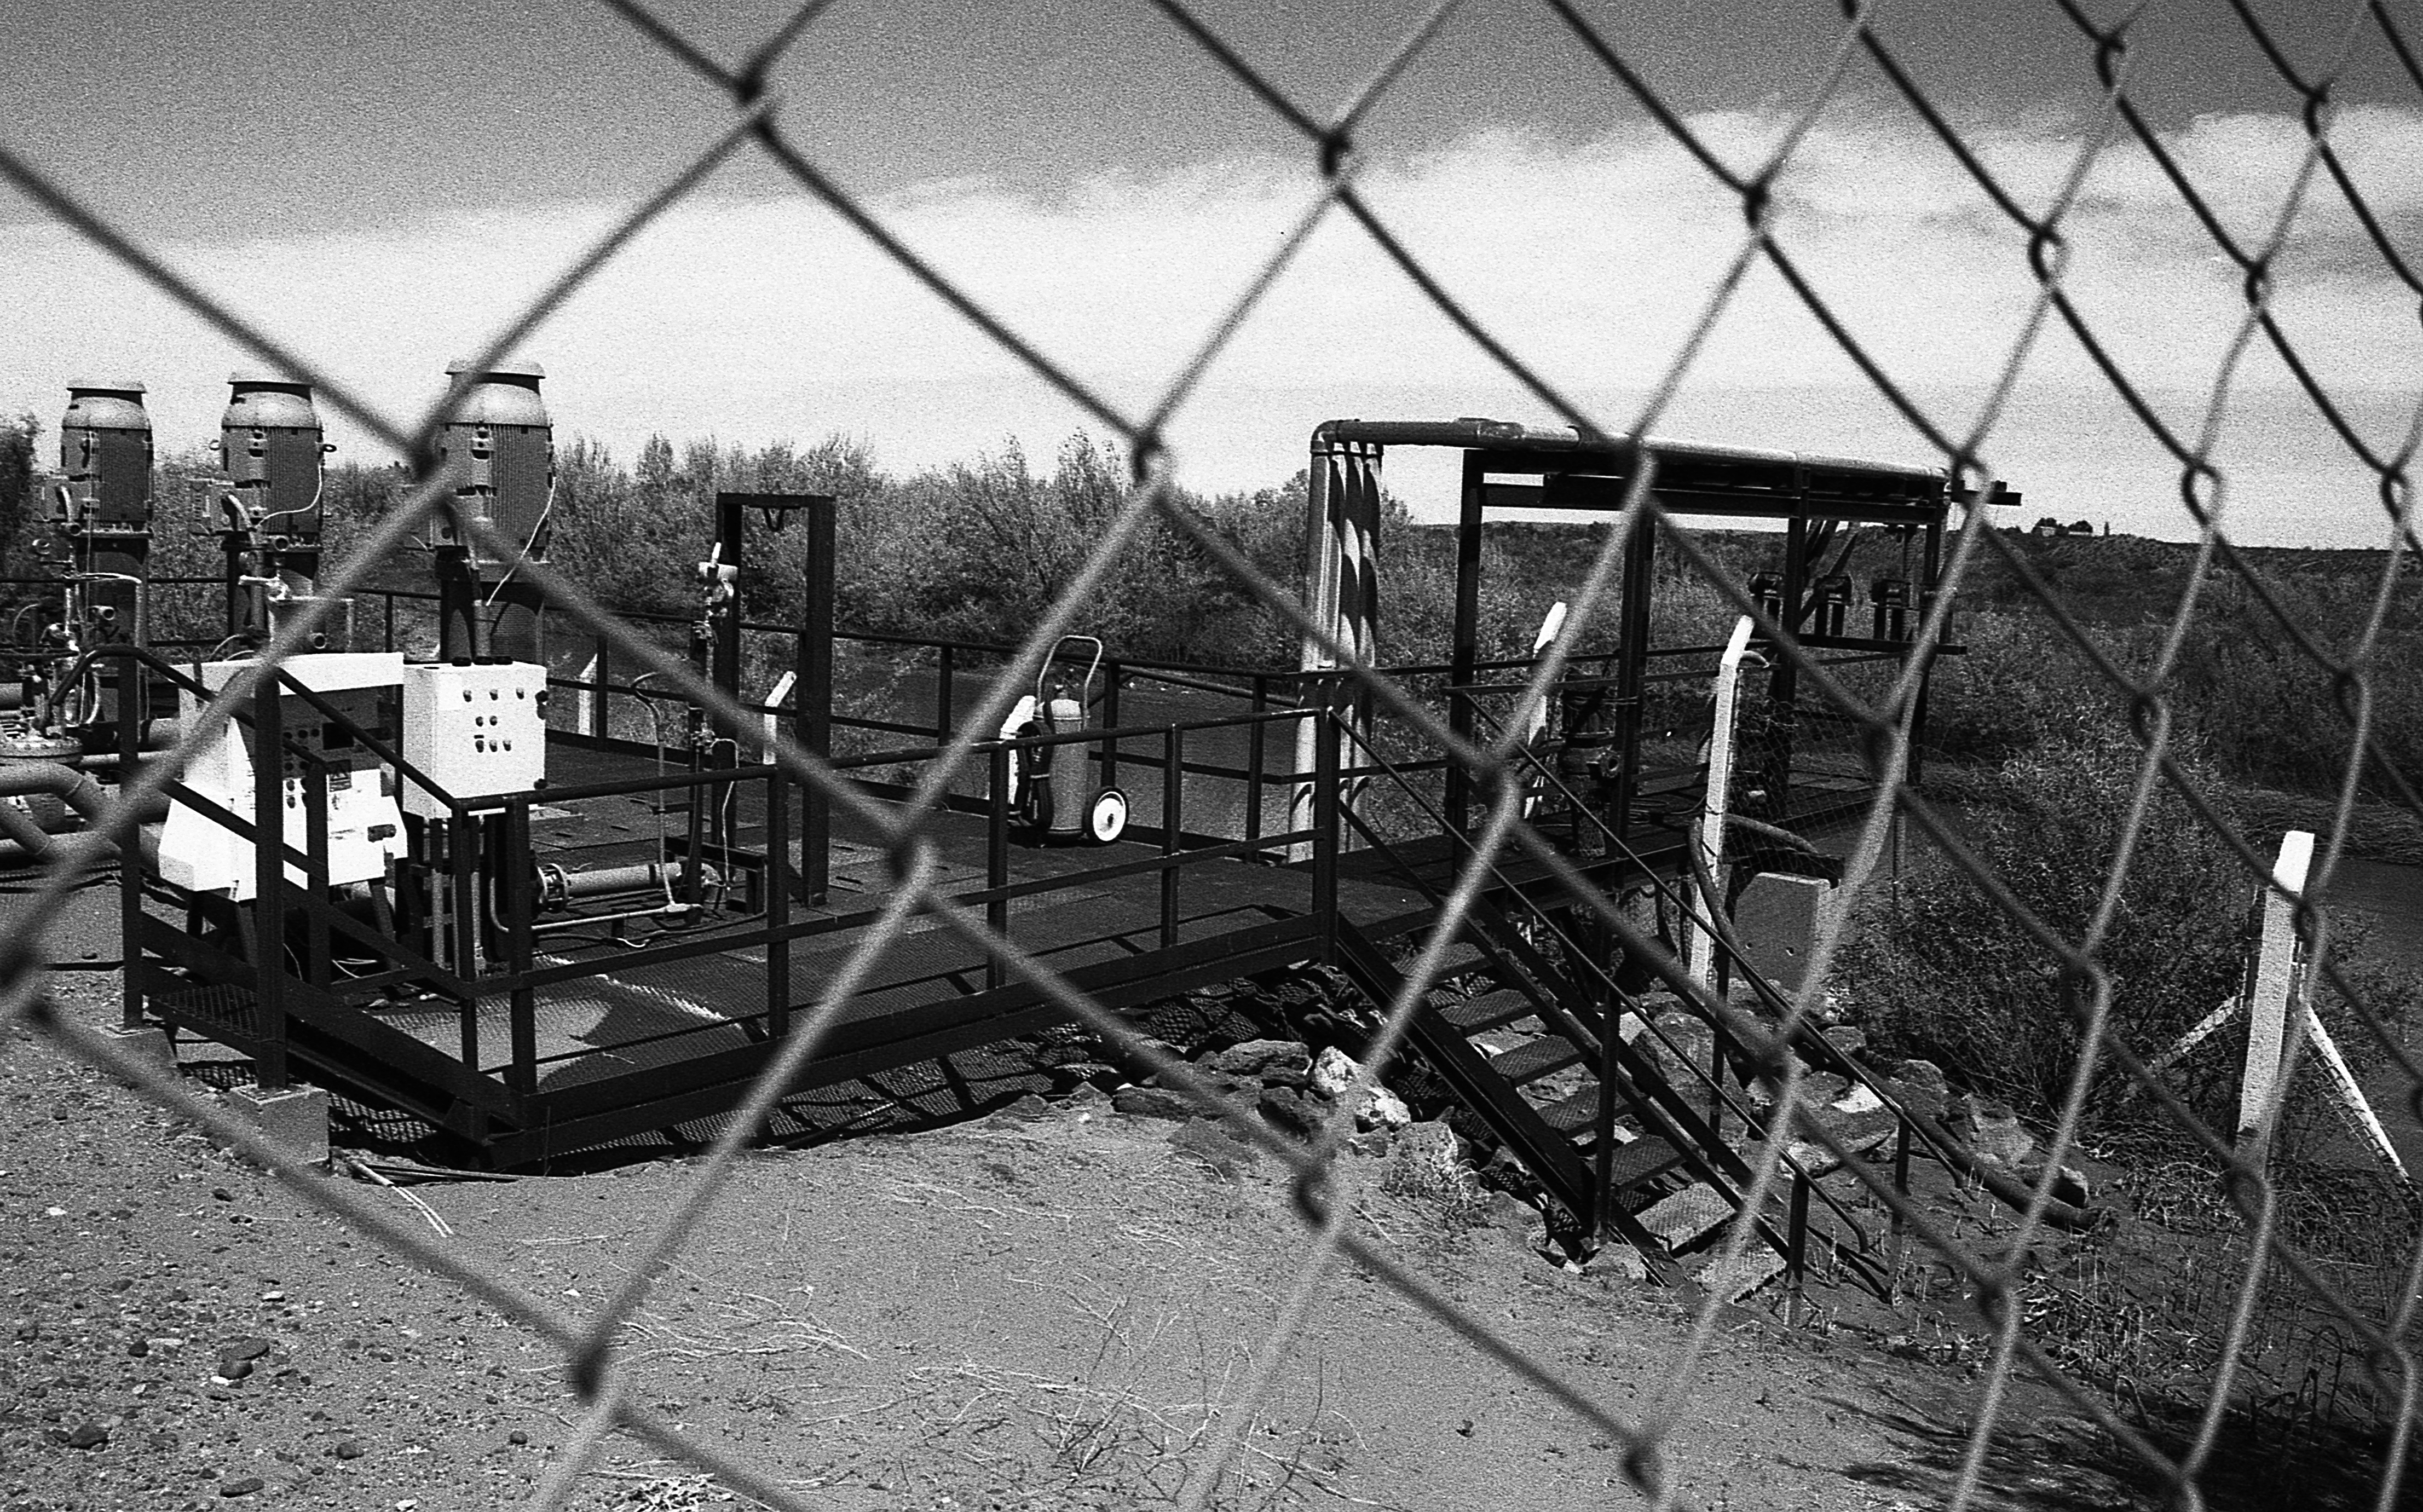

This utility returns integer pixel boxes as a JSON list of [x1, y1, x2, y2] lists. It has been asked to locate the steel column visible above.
[[251, 676, 289, 1090], [797, 494, 835, 904]]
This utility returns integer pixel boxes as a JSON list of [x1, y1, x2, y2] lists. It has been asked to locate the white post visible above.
[[574, 653, 598, 737], [762, 670, 797, 760], [1691, 616, 1757, 994], [2237, 829, 2315, 1155]]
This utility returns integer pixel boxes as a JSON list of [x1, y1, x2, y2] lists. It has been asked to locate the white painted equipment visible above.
[[399, 661, 549, 818], [1002, 636, 1127, 845], [159, 653, 406, 899]]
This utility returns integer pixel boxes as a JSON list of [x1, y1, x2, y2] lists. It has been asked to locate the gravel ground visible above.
[[2, 973, 2157, 1511]]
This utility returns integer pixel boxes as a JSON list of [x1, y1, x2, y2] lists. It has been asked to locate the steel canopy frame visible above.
[[1295, 417, 2010, 856]]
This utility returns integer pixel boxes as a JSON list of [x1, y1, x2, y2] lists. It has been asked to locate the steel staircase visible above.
[[1330, 734, 1905, 1302]]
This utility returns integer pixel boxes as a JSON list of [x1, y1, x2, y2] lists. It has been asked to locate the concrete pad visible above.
[[224, 1083, 331, 1168], [1732, 873, 1836, 991], [96, 1023, 176, 1083]]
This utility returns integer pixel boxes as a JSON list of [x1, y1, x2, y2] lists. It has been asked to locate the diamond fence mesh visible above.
[[5, 1, 2423, 1508]]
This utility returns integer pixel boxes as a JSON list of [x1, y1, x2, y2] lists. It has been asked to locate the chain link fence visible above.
[[7, 1, 2423, 1507]]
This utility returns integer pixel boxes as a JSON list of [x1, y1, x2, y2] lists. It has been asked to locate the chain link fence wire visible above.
[[6, 0, 2423, 1506]]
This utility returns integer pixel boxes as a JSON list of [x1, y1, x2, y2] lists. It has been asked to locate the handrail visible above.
[[1469, 702, 2024, 1225], [1334, 790, 1838, 1276], [1332, 715, 1885, 1263]]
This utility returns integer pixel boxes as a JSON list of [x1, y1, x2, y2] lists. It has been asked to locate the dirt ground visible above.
[[1, 974, 2160, 1512]]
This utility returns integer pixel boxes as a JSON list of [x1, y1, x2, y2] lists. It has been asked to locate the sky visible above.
[[4, 0, 2421, 546]]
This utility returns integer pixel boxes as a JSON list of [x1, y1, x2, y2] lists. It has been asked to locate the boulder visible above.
[[2018, 1159, 2093, 1207], [1390, 1119, 1465, 1181], [1639, 1011, 1715, 1090], [1355, 1086, 1412, 1133], [1111, 1086, 1197, 1122], [1256, 1086, 1321, 1137], [1308, 1044, 1361, 1099], [1948, 1094, 2037, 1169], [1885, 1058, 1952, 1121], [1205, 1038, 1311, 1081]]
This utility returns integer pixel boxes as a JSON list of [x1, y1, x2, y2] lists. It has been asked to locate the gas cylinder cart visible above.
[[997, 635, 1129, 845]]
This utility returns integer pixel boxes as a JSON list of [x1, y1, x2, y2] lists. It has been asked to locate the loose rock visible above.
[[1948, 1094, 2037, 1168], [1887, 1058, 1952, 1120], [1256, 1086, 1320, 1136], [1355, 1086, 1412, 1133], [1110, 1086, 1197, 1122], [220, 1475, 266, 1497], [1308, 1045, 1360, 1100], [62, 1421, 108, 1450], [1204, 1038, 1310, 1081]]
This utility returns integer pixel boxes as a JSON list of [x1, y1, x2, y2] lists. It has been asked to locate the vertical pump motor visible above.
[[432, 360, 553, 663], [39, 381, 154, 731], [216, 373, 339, 648]]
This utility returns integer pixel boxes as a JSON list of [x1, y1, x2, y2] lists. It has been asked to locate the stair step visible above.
[[1600, 1134, 1687, 1192], [1637, 1182, 1735, 1251], [1538, 1084, 1599, 1135], [1440, 989, 1532, 1034], [1488, 1035, 1585, 1086], [1687, 1248, 1788, 1305], [153, 982, 265, 1037]]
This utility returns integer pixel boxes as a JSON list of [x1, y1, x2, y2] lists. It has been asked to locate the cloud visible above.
[[3, 99, 2415, 543]]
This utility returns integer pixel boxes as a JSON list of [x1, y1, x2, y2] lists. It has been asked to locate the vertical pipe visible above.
[[1313, 710, 1339, 962], [118, 661, 145, 1030], [251, 676, 289, 1091], [1446, 450, 1485, 838], [798, 495, 835, 905], [986, 744, 1009, 991], [1161, 725, 1180, 948], [451, 813, 480, 1073], [504, 797, 538, 1095], [1290, 428, 1364, 862], [765, 768, 791, 1042]]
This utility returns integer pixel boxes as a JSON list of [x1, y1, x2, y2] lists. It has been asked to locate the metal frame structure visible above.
[[10, 431, 2025, 1300], [1298, 418, 2013, 874]]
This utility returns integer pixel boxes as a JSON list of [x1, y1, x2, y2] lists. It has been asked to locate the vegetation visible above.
[[1835, 725, 2251, 1119]]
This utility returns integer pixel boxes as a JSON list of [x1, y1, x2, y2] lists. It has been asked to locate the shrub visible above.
[[1837, 724, 2249, 1122]]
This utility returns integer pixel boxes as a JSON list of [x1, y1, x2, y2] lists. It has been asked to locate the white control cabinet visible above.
[[400, 661, 549, 818], [158, 653, 407, 899]]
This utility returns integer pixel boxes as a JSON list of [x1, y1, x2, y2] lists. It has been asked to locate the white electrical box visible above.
[[158, 653, 406, 900], [399, 661, 549, 818]]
